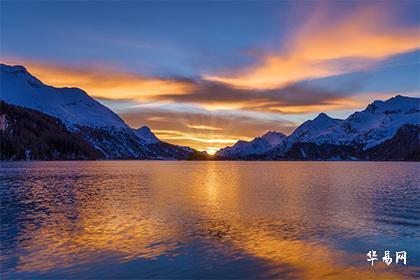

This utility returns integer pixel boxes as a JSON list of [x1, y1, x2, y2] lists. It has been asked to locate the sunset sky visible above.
[[1, 1, 419, 153]]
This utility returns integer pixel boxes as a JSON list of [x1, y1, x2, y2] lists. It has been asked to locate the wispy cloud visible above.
[[186, 124, 224, 131], [203, 5, 420, 89], [2, 57, 363, 114], [153, 80, 362, 114]]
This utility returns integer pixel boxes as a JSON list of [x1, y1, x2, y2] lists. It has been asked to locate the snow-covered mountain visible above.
[[345, 95, 419, 148], [134, 126, 159, 144], [281, 113, 344, 150], [0, 64, 127, 129], [0, 64, 152, 158], [269, 95, 420, 160], [0, 63, 205, 160], [216, 131, 286, 159], [216, 95, 419, 161], [260, 131, 287, 146], [279, 95, 419, 152]]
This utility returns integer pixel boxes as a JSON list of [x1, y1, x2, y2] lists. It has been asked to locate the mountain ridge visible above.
[[216, 95, 419, 161], [216, 130, 286, 159], [134, 126, 160, 144]]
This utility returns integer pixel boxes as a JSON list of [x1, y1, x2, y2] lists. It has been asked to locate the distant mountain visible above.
[[0, 63, 205, 160], [0, 101, 103, 160], [216, 131, 286, 159], [216, 95, 419, 161]]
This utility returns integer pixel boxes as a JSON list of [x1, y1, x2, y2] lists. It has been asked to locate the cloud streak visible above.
[[3, 57, 363, 114], [153, 80, 362, 114], [1, 58, 194, 99], [203, 5, 420, 89], [119, 106, 296, 152]]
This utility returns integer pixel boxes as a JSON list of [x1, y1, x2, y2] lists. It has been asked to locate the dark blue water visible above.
[[1, 161, 419, 279]]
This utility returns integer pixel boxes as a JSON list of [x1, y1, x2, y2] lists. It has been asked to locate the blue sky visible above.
[[1, 1, 419, 152]]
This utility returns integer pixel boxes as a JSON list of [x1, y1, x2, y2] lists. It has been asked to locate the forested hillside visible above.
[[0, 101, 103, 160]]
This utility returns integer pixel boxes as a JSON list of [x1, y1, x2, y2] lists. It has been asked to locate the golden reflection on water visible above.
[[4, 161, 417, 279], [16, 175, 180, 272]]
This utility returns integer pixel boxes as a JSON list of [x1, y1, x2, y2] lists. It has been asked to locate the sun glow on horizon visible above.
[[147, 128, 253, 153], [204, 147, 219, 155]]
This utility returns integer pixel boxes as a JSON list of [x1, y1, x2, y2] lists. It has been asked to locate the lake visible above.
[[0, 161, 419, 279]]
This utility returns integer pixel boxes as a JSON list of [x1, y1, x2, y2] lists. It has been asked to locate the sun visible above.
[[205, 147, 219, 155]]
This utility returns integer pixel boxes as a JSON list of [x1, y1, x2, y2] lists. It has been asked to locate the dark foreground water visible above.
[[0, 161, 419, 279]]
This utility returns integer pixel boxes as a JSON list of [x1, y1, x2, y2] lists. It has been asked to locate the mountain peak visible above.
[[309, 112, 340, 127], [0, 63, 44, 88], [314, 112, 332, 120], [216, 130, 286, 158], [134, 126, 159, 144], [0, 64, 29, 75], [137, 125, 152, 132], [261, 130, 285, 137], [261, 131, 287, 146]]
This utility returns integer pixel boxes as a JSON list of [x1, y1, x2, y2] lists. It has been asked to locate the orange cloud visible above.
[[292, 7, 419, 61], [186, 124, 224, 131], [204, 57, 335, 90], [204, 6, 420, 89], [1, 58, 194, 100], [259, 98, 364, 114], [1, 57, 364, 116]]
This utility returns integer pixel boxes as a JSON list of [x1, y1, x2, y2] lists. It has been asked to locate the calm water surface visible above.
[[1, 161, 419, 279]]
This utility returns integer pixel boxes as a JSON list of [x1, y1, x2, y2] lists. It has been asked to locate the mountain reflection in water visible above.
[[1, 161, 419, 279]]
